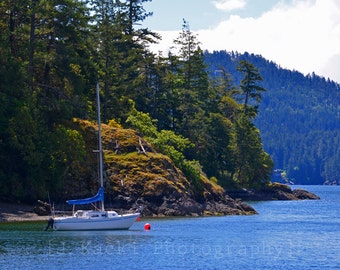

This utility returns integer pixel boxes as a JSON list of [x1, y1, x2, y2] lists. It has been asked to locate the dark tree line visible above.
[[0, 0, 272, 202]]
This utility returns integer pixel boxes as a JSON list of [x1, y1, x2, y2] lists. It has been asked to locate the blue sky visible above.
[[143, 0, 283, 31], [142, 0, 340, 83]]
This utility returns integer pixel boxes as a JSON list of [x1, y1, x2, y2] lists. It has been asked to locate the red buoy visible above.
[[137, 217, 141, 222], [144, 223, 151, 231]]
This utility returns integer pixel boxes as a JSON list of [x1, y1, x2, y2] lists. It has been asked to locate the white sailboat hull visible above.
[[53, 211, 140, 231]]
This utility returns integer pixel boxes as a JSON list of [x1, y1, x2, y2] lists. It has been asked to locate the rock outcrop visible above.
[[104, 150, 257, 216], [227, 182, 320, 201], [66, 119, 257, 217], [292, 188, 320, 200]]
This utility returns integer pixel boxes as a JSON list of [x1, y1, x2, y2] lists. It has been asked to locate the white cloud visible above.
[[213, 0, 246, 12], [151, 0, 340, 83], [199, 0, 340, 82]]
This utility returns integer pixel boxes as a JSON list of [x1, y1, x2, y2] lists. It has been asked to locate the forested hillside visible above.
[[2, 1, 336, 205], [204, 51, 340, 185], [0, 1, 273, 203]]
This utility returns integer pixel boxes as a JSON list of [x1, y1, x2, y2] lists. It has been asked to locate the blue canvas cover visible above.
[[67, 187, 104, 205]]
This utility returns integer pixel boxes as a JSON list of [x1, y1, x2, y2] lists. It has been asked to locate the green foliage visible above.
[[91, 0, 159, 122], [151, 130, 194, 166], [236, 60, 266, 118], [0, 1, 276, 202], [49, 126, 87, 185], [180, 160, 203, 197], [125, 100, 158, 138], [107, 119, 122, 128], [231, 114, 272, 188], [170, 20, 210, 137], [126, 103, 205, 193]]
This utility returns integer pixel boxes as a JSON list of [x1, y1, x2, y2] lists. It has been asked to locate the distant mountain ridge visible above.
[[204, 50, 340, 185]]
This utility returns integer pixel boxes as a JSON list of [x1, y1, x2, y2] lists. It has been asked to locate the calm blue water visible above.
[[0, 185, 339, 270]]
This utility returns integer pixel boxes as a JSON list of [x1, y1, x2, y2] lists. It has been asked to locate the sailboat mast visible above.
[[96, 83, 105, 211]]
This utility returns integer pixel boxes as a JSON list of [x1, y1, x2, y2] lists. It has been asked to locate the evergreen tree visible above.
[[232, 114, 273, 188], [199, 113, 234, 183], [236, 60, 265, 118], [145, 52, 178, 130], [90, 0, 159, 122], [0, 0, 95, 201], [171, 19, 209, 138]]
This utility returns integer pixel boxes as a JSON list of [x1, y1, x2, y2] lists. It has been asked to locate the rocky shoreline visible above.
[[0, 204, 255, 223], [0, 202, 49, 222], [227, 182, 320, 201], [0, 183, 320, 222]]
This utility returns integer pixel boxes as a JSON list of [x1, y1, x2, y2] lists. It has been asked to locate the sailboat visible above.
[[51, 83, 141, 231]]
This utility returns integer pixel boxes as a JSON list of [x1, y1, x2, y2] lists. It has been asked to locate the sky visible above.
[[142, 0, 340, 83]]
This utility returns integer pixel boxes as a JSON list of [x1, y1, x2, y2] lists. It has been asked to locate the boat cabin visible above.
[[74, 210, 120, 219]]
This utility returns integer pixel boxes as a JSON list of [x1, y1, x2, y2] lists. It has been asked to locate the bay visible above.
[[0, 185, 339, 270]]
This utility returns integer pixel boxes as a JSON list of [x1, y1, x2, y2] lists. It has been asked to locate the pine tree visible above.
[[236, 60, 265, 118], [171, 19, 209, 137], [232, 114, 273, 188], [90, 0, 159, 122], [0, 0, 95, 201]]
